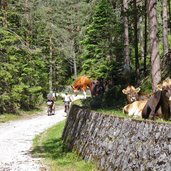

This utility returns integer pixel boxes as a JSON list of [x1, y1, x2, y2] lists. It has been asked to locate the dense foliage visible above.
[[0, 0, 90, 113], [0, 0, 170, 113], [81, 0, 123, 79]]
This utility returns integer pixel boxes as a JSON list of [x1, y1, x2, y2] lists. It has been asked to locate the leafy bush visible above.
[[82, 85, 125, 109]]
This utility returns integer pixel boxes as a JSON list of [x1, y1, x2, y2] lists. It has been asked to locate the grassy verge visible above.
[[55, 99, 64, 106], [72, 99, 171, 124], [94, 108, 171, 124], [95, 108, 127, 117], [32, 121, 98, 171], [0, 107, 44, 123], [0, 113, 21, 123], [73, 99, 128, 117], [0, 99, 62, 123]]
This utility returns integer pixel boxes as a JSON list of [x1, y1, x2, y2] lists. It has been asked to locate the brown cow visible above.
[[71, 76, 93, 98], [142, 78, 171, 120], [71, 76, 106, 98]]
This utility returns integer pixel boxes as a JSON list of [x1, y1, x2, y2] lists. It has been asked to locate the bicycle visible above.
[[64, 101, 70, 115], [47, 101, 55, 116]]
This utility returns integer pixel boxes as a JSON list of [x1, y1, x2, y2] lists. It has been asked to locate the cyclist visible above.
[[47, 92, 55, 115], [64, 92, 71, 113]]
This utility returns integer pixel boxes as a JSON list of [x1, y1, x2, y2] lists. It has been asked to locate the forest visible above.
[[0, 0, 171, 114]]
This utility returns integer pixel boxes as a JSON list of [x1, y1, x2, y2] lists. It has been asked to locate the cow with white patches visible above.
[[122, 85, 150, 118], [123, 100, 147, 117]]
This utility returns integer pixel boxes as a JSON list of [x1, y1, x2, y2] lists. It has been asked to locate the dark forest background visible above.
[[0, 0, 170, 114]]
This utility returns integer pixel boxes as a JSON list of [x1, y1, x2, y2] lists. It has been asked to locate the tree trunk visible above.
[[73, 51, 77, 79], [133, 0, 139, 80], [71, 40, 77, 79], [162, 0, 168, 55], [148, 0, 161, 92], [144, 0, 147, 76], [138, 16, 144, 59], [49, 37, 53, 93], [123, 0, 130, 74], [168, 0, 171, 33]]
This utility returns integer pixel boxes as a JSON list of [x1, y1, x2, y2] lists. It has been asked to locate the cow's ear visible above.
[[135, 87, 140, 93], [157, 84, 162, 91], [122, 89, 127, 94]]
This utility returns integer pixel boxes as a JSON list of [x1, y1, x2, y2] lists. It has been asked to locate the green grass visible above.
[[0, 99, 63, 123], [72, 99, 127, 118], [55, 99, 64, 106], [0, 107, 44, 123], [73, 99, 131, 119], [0, 113, 21, 123], [32, 121, 98, 171], [19, 107, 43, 116], [74, 98, 171, 124], [72, 99, 82, 106], [96, 108, 171, 124], [95, 108, 127, 117]]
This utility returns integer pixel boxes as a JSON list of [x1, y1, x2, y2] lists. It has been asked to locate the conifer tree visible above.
[[81, 0, 120, 79]]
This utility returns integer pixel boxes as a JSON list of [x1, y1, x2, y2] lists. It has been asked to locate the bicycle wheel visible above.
[[52, 106, 55, 115], [66, 104, 70, 115], [47, 106, 52, 116]]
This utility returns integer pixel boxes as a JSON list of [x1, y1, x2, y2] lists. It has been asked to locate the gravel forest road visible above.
[[0, 107, 66, 171]]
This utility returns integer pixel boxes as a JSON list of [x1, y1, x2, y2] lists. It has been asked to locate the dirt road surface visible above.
[[0, 107, 66, 171]]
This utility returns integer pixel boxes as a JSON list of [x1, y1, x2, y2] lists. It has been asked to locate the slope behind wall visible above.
[[62, 105, 171, 171]]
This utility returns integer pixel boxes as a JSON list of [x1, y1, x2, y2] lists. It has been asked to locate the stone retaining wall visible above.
[[62, 105, 171, 171]]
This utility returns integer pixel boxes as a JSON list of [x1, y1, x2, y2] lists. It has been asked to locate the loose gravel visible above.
[[0, 107, 66, 171]]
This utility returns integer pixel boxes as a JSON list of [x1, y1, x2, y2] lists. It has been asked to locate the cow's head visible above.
[[122, 85, 140, 103], [91, 80, 105, 97], [71, 85, 79, 96], [157, 78, 171, 101], [157, 78, 171, 91]]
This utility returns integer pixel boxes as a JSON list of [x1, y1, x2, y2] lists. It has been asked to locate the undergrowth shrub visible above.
[[82, 85, 125, 109]]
